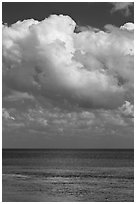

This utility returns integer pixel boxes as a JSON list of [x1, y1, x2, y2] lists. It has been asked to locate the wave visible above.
[[2, 173, 30, 179], [2, 171, 133, 180]]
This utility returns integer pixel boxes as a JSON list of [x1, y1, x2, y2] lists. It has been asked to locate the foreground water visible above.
[[2, 149, 134, 202]]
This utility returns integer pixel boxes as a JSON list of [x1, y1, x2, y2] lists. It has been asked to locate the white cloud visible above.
[[119, 101, 134, 117], [120, 22, 134, 31], [2, 15, 134, 109], [2, 108, 15, 120]]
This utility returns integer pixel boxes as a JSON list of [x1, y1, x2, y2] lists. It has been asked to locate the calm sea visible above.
[[2, 149, 134, 202]]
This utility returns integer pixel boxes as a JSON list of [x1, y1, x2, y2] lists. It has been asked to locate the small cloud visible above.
[[7, 122, 25, 128], [4, 91, 34, 102], [75, 25, 100, 33], [38, 118, 48, 126], [2, 108, 15, 120], [119, 101, 134, 117], [110, 2, 133, 17], [120, 22, 134, 31]]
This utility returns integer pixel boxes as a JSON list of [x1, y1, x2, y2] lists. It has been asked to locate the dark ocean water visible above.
[[2, 149, 134, 202]]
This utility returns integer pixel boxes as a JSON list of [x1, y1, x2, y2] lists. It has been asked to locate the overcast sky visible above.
[[2, 2, 134, 148]]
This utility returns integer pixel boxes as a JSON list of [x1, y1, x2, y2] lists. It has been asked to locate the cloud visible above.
[[4, 91, 34, 101], [2, 108, 15, 120], [2, 15, 134, 110], [119, 101, 134, 117], [120, 22, 134, 31], [110, 2, 133, 16], [2, 103, 133, 138]]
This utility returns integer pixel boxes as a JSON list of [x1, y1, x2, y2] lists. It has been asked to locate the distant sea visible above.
[[2, 149, 134, 202]]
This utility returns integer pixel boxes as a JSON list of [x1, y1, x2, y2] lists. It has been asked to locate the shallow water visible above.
[[2, 149, 134, 202]]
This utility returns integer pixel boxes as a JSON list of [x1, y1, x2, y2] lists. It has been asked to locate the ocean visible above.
[[2, 149, 134, 202]]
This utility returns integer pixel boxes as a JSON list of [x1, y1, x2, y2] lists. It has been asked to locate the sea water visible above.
[[2, 149, 134, 202]]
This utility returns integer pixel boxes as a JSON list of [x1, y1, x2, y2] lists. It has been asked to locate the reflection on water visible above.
[[2, 149, 134, 202]]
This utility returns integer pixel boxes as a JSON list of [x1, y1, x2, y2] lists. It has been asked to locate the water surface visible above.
[[2, 149, 134, 202]]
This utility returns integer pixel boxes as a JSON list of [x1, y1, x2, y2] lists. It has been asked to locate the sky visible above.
[[2, 2, 134, 149]]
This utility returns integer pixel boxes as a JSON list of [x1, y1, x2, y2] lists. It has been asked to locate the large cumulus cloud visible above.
[[2, 15, 134, 110]]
